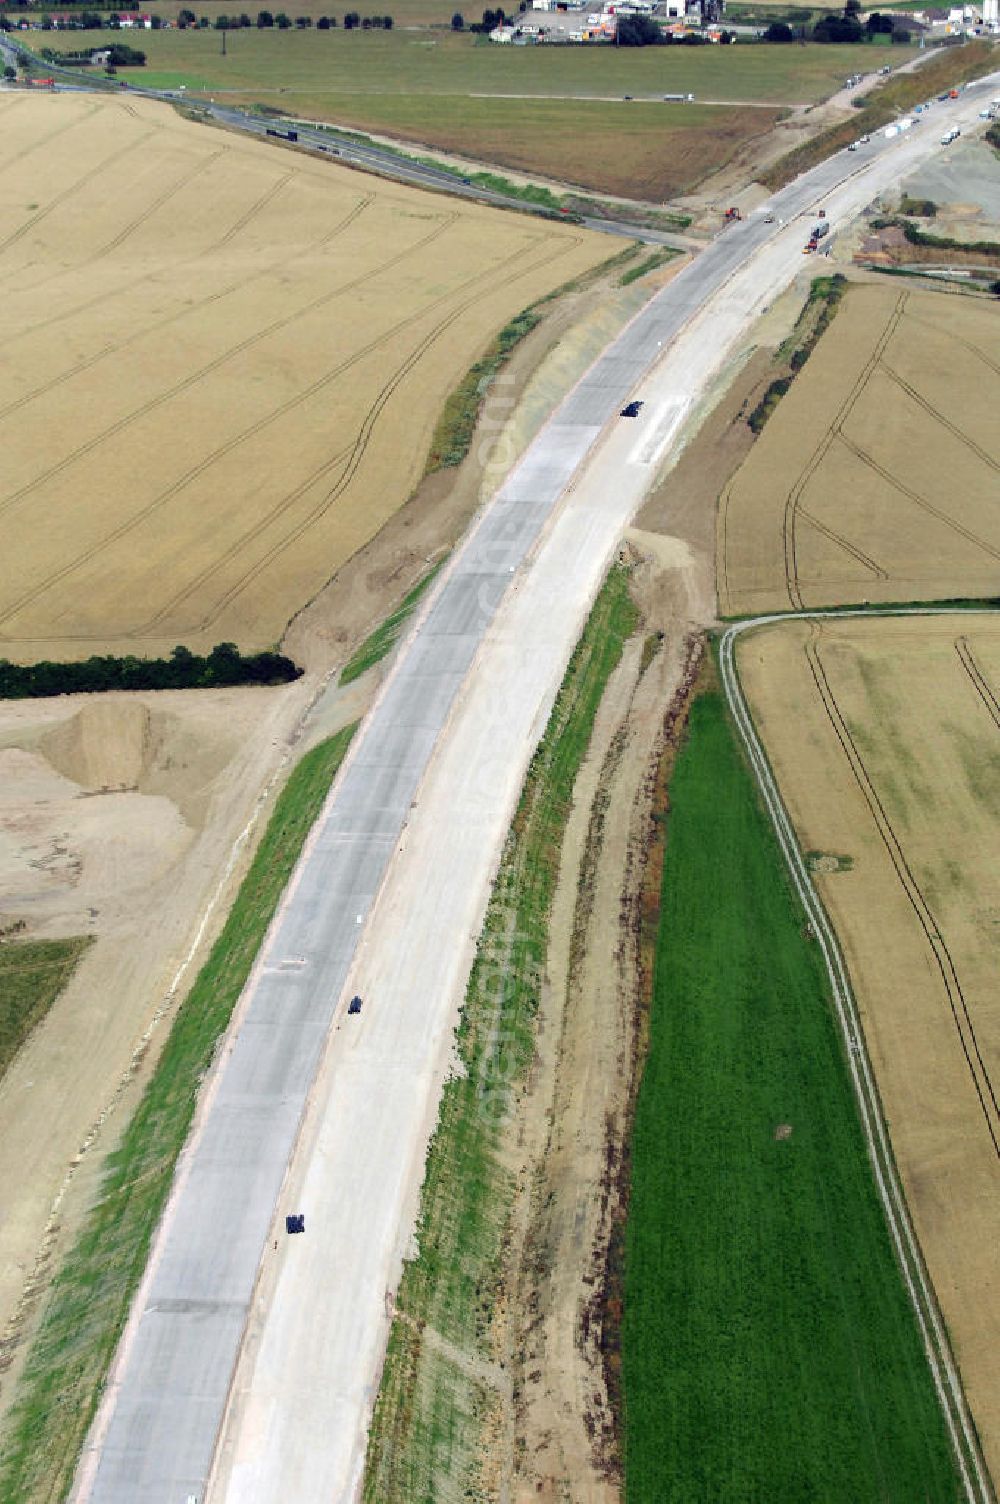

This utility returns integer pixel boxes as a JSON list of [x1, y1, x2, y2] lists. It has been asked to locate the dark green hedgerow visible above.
[[746, 274, 846, 433], [0, 643, 301, 701]]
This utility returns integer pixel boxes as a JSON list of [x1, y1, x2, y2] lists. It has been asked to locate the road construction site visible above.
[[62, 72, 1000, 1504]]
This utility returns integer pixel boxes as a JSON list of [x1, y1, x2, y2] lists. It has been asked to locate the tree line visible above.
[[180, 9, 393, 24], [0, 642, 303, 700], [764, 0, 912, 43], [0, 8, 393, 27]]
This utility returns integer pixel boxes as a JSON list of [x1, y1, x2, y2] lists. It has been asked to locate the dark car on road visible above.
[[620, 400, 644, 418]]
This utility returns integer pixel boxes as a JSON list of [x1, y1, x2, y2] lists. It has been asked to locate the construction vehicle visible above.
[[620, 400, 644, 418], [348, 994, 363, 1015], [285, 1214, 305, 1234], [723, 205, 742, 223]]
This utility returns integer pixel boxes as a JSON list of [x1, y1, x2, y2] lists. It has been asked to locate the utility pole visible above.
[[221, 24, 227, 53]]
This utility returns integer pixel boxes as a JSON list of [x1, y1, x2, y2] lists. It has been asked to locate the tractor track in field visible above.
[[719, 604, 998, 1504], [0, 191, 372, 426]]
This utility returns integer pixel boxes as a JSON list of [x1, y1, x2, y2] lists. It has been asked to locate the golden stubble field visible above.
[[738, 612, 1000, 1477], [0, 91, 606, 662], [719, 282, 1000, 616]]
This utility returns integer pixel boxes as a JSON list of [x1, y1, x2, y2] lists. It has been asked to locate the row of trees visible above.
[[185, 7, 393, 25], [764, 0, 911, 43], [0, 643, 302, 700], [41, 37, 144, 56], [2, 10, 156, 26], [0, 7, 393, 27], [179, 8, 392, 24]]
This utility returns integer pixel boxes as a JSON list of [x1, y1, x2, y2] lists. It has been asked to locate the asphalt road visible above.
[[0, 39, 688, 245], [72, 73, 1000, 1504]]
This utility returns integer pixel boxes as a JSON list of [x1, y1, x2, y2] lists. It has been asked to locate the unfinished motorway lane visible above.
[[73, 77, 1000, 1504]]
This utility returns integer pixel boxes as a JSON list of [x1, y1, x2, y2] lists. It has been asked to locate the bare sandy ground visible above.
[[738, 612, 1000, 1479], [0, 248, 655, 1429], [500, 530, 711, 1503]]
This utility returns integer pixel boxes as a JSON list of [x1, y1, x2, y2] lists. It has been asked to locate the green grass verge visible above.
[[0, 937, 93, 1087], [622, 679, 962, 1502], [339, 562, 445, 685], [363, 563, 639, 1501], [0, 724, 357, 1504], [424, 307, 543, 474], [747, 273, 847, 432], [618, 249, 680, 286], [761, 38, 997, 189]]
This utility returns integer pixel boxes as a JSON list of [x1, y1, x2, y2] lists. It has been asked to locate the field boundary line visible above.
[[719, 604, 998, 1504]]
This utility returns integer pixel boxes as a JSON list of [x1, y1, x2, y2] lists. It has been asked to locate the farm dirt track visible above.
[[0, 91, 605, 662], [718, 282, 1000, 615], [738, 612, 1000, 1481]]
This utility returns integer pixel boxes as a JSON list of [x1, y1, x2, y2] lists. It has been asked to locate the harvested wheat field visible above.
[[0, 91, 605, 662], [719, 283, 1000, 616], [738, 611, 1000, 1479]]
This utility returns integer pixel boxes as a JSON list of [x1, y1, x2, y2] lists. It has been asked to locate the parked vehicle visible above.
[[348, 994, 363, 1015]]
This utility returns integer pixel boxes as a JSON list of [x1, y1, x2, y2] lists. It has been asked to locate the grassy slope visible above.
[[340, 562, 444, 684], [623, 683, 961, 1503], [0, 725, 357, 1504], [0, 938, 93, 1086], [49, 30, 904, 197], [762, 39, 997, 188], [363, 564, 638, 1500]]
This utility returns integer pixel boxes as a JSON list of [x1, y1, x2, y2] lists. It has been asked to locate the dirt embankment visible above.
[[476, 508, 713, 1500], [0, 252, 660, 1437]]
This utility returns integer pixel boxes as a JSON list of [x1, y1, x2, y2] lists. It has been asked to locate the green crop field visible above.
[[68, 27, 891, 102], [622, 683, 961, 1502], [0, 937, 92, 1087], [39, 29, 911, 195]]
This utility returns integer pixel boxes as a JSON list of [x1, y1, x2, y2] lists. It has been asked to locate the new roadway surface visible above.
[[73, 75, 1000, 1504]]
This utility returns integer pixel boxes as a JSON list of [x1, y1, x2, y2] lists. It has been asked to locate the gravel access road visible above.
[[73, 74, 1000, 1504]]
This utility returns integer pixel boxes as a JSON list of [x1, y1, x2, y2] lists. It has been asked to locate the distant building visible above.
[[661, 0, 724, 20]]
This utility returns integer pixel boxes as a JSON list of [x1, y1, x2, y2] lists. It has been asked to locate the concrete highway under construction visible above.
[[70, 74, 1000, 1504]]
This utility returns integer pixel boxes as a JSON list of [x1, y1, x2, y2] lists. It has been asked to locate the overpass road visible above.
[[72, 75, 1000, 1504]]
